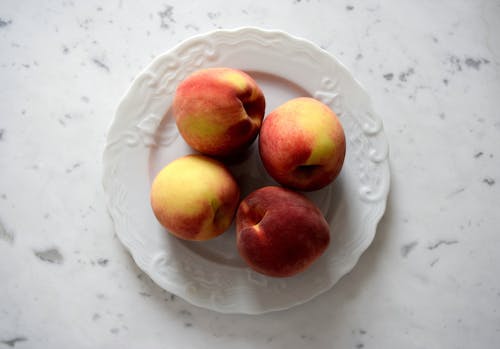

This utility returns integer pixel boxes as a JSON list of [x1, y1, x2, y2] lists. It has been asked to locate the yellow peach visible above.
[[150, 155, 240, 241]]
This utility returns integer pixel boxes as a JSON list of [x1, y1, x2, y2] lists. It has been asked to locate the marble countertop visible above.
[[1, 0, 499, 348]]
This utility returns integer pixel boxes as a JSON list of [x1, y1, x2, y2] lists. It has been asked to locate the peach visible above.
[[236, 186, 330, 277], [173, 67, 266, 157], [150, 154, 240, 241], [259, 97, 346, 191]]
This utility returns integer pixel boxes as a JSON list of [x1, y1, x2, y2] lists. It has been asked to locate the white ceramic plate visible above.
[[102, 27, 390, 314]]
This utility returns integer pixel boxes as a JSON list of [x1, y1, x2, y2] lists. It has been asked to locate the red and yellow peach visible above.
[[259, 97, 346, 191], [173, 68, 266, 157]]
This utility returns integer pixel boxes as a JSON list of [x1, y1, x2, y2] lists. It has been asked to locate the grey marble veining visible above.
[[1, 0, 499, 348]]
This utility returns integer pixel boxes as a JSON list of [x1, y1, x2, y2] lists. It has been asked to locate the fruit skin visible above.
[[259, 97, 346, 191], [236, 186, 330, 277], [150, 154, 240, 241], [173, 67, 266, 157]]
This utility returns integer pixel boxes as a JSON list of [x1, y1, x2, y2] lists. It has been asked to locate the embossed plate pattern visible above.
[[102, 27, 390, 314]]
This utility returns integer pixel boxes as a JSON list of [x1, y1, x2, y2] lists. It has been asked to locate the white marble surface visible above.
[[1, 0, 499, 348]]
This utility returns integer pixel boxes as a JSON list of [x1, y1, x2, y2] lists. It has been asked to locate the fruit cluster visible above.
[[150, 68, 346, 277]]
